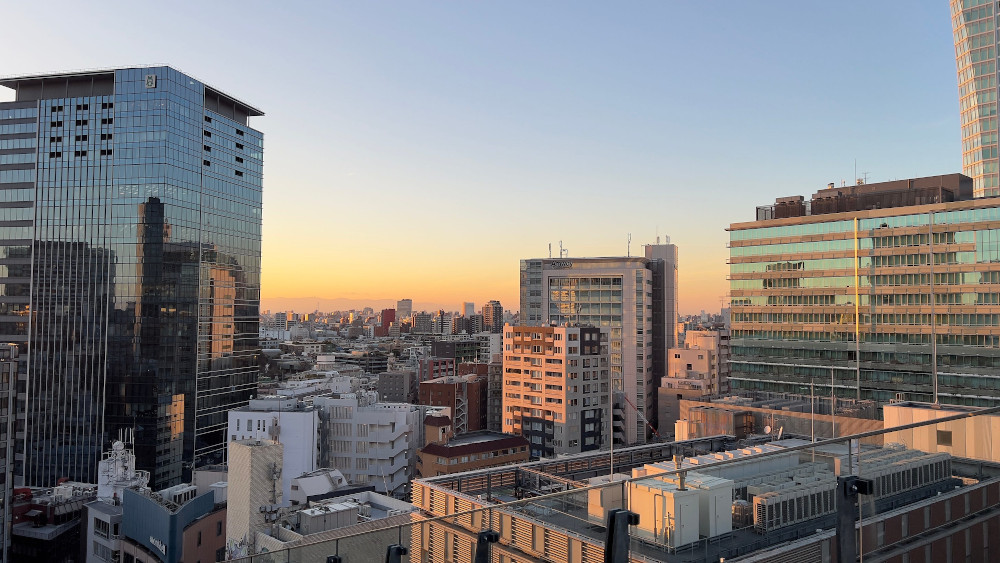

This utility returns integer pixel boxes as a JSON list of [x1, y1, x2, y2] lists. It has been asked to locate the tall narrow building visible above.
[[951, 0, 999, 197], [518, 242, 678, 445], [0, 67, 263, 487], [483, 300, 504, 333]]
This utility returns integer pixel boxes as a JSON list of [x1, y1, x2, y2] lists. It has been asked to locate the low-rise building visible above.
[[227, 396, 320, 505], [12, 482, 96, 563], [314, 392, 422, 496], [418, 374, 487, 434], [415, 414, 529, 477], [376, 370, 417, 403]]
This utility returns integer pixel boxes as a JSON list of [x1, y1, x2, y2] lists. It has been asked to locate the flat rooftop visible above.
[[0, 66, 263, 118]]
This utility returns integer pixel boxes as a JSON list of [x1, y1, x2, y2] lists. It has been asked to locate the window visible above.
[[101, 117, 113, 125], [50, 121, 63, 127], [236, 129, 244, 136], [75, 119, 89, 126], [236, 419, 240, 431], [198, 531, 202, 546], [235, 156, 243, 163], [203, 160, 211, 166], [50, 106, 63, 113], [100, 133, 113, 140], [93, 541, 111, 561], [74, 150, 87, 157], [76, 104, 89, 111], [204, 145, 211, 152], [236, 142, 244, 149], [216, 547, 226, 561], [937, 430, 953, 447], [205, 116, 213, 123], [75, 135, 88, 141], [204, 130, 212, 137], [49, 152, 62, 158], [101, 102, 114, 110], [100, 149, 112, 156], [94, 517, 110, 538], [235, 170, 243, 177], [50, 136, 62, 143], [217, 521, 223, 536]]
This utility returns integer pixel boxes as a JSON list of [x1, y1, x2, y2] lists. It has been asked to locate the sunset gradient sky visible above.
[[1, 1, 960, 314]]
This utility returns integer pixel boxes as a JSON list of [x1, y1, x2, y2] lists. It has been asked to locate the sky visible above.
[[1, 1, 960, 315]]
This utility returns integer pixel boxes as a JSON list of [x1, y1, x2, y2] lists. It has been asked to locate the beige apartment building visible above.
[[658, 331, 722, 433], [502, 325, 609, 457]]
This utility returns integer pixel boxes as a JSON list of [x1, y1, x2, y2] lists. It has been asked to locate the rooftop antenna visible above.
[[548, 243, 552, 258], [559, 240, 568, 258], [627, 233, 631, 257]]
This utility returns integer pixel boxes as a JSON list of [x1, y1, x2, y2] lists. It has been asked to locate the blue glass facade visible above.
[[0, 66, 262, 487]]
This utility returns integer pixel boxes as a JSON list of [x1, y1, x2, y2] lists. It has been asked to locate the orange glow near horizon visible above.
[[260, 234, 730, 316]]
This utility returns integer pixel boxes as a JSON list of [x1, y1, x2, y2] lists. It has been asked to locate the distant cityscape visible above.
[[3, 3, 1000, 563]]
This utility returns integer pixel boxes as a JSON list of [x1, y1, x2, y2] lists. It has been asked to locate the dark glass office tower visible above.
[[0, 67, 263, 487]]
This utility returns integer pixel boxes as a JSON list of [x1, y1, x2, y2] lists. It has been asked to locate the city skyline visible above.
[[1, 2, 961, 315]]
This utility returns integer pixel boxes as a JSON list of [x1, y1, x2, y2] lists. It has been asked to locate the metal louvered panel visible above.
[[430, 489, 448, 516], [512, 518, 533, 549], [412, 483, 425, 509], [542, 528, 569, 561]]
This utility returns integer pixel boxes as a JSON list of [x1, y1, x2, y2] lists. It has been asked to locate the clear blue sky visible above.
[[1, 1, 959, 314]]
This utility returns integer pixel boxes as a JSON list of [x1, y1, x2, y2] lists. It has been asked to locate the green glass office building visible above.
[[730, 175, 1000, 409]]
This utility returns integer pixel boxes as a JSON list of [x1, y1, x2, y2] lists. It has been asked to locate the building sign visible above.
[[548, 261, 573, 269], [150, 536, 167, 555], [144, 74, 157, 89]]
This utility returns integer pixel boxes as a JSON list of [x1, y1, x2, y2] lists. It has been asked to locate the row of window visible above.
[[47, 150, 113, 158], [49, 133, 113, 142], [50, 103, 113, 112], [50, 118, 113, 127], [0, 108, 36, 120]]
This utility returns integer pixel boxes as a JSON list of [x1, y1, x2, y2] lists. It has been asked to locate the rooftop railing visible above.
[[226, 402, 1000, 563]]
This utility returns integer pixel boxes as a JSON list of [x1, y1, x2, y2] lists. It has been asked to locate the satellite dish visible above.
[[764, 425, 772, 435], [112, 441, 125, 451]]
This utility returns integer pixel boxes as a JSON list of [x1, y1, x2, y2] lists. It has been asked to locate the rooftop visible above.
[[420, 431, 528, 458], [0, 65, 264, 117]]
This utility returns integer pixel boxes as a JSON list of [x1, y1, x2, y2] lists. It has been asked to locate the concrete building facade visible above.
[[418, 375, 487, 434], [226, 396, 319, 505], [502, 325, 609, 457], [518, 243, 678, 445]]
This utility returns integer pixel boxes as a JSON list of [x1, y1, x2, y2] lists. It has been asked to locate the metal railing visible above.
[[225, 403, 1000, 563]]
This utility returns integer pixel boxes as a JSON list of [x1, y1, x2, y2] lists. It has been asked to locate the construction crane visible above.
[[619, 392, 662, 441]]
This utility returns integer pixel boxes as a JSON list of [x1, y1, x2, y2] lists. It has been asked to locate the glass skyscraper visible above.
[[951, 0, 999, 197], [0, 67, 262, 487]]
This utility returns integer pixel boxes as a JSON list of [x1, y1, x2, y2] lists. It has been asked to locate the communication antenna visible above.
[[548, 243, 552, 258], [627, 233, 631, 257], [559, 241, 568, 258]]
